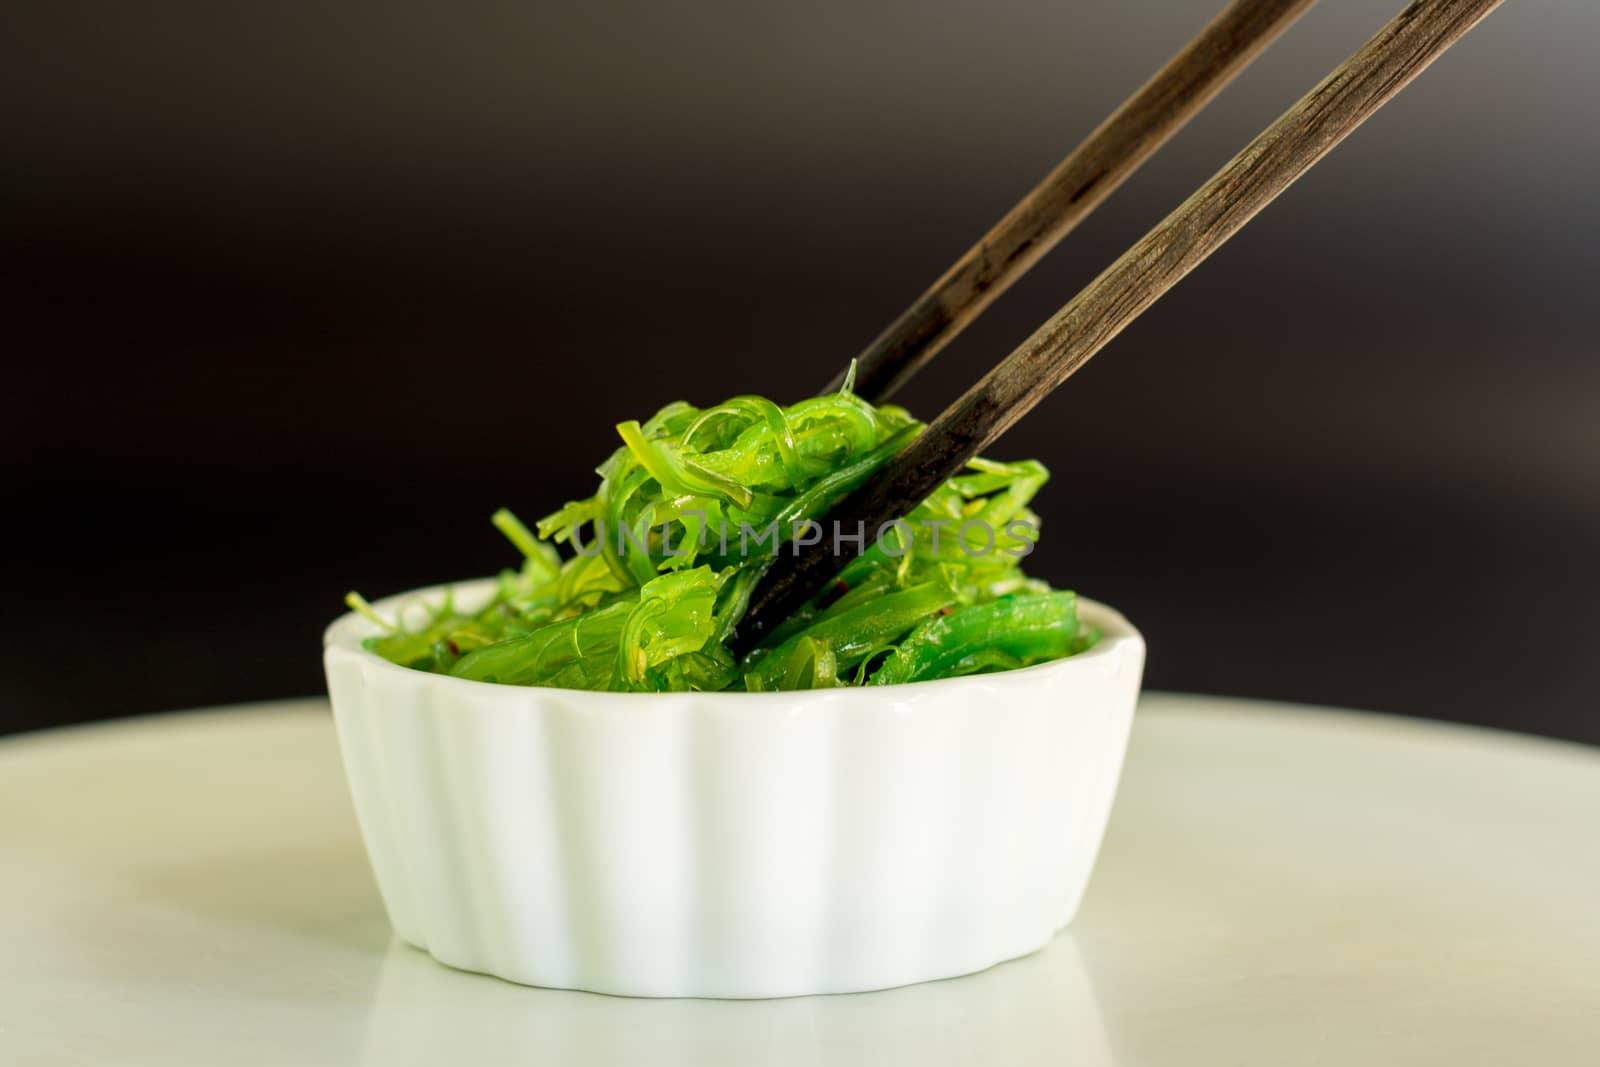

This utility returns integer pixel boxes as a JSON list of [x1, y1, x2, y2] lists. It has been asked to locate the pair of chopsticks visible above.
[[734, 0, 1503, 651]]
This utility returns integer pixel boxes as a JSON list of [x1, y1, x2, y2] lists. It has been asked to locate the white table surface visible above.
[[2, 694, 1597, 1066]]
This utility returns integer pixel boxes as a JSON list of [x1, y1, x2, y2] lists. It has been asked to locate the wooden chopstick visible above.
[[739, 0, 1504, 652], [827, 0, 1319, 405]]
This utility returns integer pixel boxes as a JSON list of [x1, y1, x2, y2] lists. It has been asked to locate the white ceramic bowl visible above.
[[324, 579, 1144, 998]]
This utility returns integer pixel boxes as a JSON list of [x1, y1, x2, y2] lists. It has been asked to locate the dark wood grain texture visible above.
[[741, 0, 1505, 652], [827, 0, 1319, 404]]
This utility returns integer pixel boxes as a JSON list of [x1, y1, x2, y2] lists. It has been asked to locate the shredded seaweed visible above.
[[352, 375, 1098, 691]]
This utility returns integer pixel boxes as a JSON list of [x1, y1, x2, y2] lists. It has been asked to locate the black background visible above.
[[5, 1, 1596, 742]]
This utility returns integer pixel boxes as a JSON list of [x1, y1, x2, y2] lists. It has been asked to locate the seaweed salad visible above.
[[347, 371, 1098, 691]]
